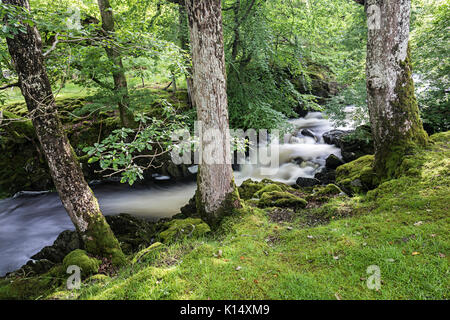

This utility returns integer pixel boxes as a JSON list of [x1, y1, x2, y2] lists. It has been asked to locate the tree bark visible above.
[[186, 0, 241, 227], [3, 0, 125, 265], [365, 0, 428, 178], [97, 0, 136, 128]]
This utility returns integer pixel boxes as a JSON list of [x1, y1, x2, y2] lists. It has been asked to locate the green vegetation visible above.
[[63, 250, 101, 278], [0, 0, 448, 302], [1, 132, 447, 300], [336, 155, 376, 195], [157, 218, 211, 244]]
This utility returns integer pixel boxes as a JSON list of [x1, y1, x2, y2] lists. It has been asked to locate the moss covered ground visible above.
[[1, 132, 447, 300]]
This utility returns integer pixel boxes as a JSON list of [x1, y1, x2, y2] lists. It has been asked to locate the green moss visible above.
[[82, 213, 127, 266], [196, 176, 243, 228], [313, 184, 343, 196], [132, 242, 165, 264], [86, 274, 110, 284], [258, 191, 307, 209], [1, 110, 35, 139], [11, 131, 448, 300], [253, 184, 283, 198], [157, 218, 211, 244], [336, 155, 377, 194], [62, 249, 101, 278], [374, 44, 429, 179], [0, 265, 66, 300], [238, 179, 268, 200], [46, 290, 79, 300]]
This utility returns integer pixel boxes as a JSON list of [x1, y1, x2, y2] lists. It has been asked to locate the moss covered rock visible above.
[[132, 242, 165, 264], [258, 191, 307, 209], [238, 179, 268, 200], [336, 155, 377, 194], [62, 249, 101, 278], [157, 218, 211, 244], [253, 184, 283, 198], [313, 184, 343, 196]]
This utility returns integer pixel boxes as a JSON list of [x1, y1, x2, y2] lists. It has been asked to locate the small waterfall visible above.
[[235, 112, 341, 185]]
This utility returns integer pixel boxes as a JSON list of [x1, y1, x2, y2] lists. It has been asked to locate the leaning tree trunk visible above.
[[3, 0, 125, 265], [97, 0, 136, 128], [186, 0, 241, 227], [365, 0, 428, 179]]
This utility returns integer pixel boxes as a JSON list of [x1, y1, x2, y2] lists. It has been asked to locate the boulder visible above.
[[323, 130, 346, 145], [105, 214, 160, 253], [325, 154, 344, 170], [336, 155, 377, 194], [25, 259, 55, 275], [301, 129, 318, 141], [314, 168, 337, 185], [323, 125, 374, 162], [30, 230, 81, 264], [296, 177, 321, 188]]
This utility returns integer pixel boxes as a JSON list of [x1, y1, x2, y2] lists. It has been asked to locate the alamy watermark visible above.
[[66, 265, 81, 290], [170, 121, 281, 175], [366, 265, 381, 291], [367, 4, 381, 31]]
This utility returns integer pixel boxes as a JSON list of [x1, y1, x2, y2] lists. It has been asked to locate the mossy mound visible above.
[[336, 155, 377, 194], [253, 184, 283, 198], [62, 250, 101, 278], [238, 179, 268, 200], [132, 242, 165, 264], [258, 191, 307, 209], [313, 184, 343, 196], [238, 179, 298, 200], [157, 218, 211, 244]]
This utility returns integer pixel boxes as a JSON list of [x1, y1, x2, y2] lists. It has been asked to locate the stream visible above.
[[0, 112, 347, 276]]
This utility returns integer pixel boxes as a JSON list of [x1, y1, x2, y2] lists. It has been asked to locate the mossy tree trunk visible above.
[[364, 0, 428, 179], [97, 0, 136, 128], [3, 0, 125, 265], [186, 0, 242, 227]]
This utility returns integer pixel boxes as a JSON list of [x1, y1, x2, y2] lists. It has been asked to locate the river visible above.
[[0, 112, 346, 276]]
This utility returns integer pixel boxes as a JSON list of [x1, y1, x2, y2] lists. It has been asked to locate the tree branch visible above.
[[0, 82, 20, 90]]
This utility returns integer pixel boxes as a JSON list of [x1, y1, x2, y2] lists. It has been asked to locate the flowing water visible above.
[[0, 112, 346, 276]]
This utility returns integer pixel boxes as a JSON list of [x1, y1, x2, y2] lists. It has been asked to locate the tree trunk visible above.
[[3, 0, 125, 265], [97, 0, 136, 128], [365, 0, 428, 179], [178, 0, 195, 108], [186, 0, 242, 227]]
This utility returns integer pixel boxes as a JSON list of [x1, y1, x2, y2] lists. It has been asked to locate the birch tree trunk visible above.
[[364, 0, 428, 178], [97, 0, 136, 128], [3, 0, 125, 265], [186, 0, 241, 227]]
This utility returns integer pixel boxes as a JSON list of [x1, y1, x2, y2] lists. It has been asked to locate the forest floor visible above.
[[1, 131, 447, 300]]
